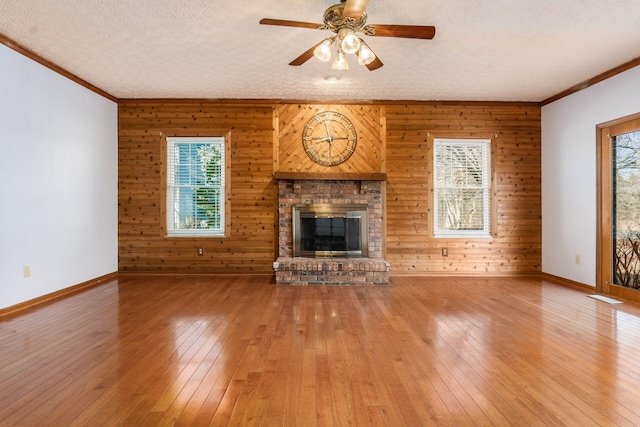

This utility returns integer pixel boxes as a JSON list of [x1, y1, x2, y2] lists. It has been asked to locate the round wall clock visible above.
[[302, 111, 357, 167]]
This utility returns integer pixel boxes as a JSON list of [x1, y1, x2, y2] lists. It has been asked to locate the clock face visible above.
[[302, 111, 357, 167]]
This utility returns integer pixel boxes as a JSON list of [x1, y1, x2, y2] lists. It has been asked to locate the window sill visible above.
[[166, 233, 226, 238], [434, 233, 492, 239]]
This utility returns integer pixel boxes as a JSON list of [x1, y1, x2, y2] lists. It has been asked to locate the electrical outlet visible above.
[[442, 247, 448, 257], [273, 261, 279, 269], [23, 266, 31, 278], [198, 247, 204, 256], [575, 254, 581, 265]]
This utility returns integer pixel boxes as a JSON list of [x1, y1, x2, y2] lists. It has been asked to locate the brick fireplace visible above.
[[274, 174, 390, 285]]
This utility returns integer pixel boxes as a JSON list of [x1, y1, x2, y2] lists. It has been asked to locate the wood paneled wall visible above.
[[385, 103, 541, 274], [118, 101, 540, 275], [118, 101, 276, 274]]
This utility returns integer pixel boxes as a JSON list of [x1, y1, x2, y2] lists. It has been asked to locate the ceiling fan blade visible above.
[[365, 56, 384, 71], [342, 0, 370, 19], [289, 41, 323, 66], [259, 18, 322, 30], [369, 24, 436, 39]]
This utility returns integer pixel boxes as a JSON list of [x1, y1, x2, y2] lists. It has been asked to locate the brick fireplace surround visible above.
[[274, 176, 390, 285]]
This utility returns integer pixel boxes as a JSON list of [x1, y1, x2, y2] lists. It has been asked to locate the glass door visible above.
[[598, 115, 640, 302], [611, 130, 640, 289]]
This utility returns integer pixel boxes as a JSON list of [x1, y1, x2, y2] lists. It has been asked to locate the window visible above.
[[166, 137, 226, 237], [433, 138, 491, 238]]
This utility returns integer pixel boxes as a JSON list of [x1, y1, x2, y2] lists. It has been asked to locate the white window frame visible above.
[[166, 136, 226, 237], [433, 138, 491, 238]]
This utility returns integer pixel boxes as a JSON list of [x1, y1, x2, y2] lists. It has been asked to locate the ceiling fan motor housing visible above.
[[323, 3, 368, 31]]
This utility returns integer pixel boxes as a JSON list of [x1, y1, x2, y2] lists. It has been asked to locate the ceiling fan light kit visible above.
[[314, 34, 372, 70], [260, 0, 436, 72]]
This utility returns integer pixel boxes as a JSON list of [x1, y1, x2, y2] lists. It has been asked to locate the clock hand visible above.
[[324, 120, 333, 141]]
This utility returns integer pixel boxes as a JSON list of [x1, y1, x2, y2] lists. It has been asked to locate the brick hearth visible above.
[[274, 178, 390, 285]]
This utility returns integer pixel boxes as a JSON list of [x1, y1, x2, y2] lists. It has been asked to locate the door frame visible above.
[[596, 112, 640, 302]]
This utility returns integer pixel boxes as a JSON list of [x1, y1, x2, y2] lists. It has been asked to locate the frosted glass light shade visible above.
[[313, 39, 333, 62], [357, 42, 376, 65], [340, 31, 361, 54], [332, 51, 349, 70]]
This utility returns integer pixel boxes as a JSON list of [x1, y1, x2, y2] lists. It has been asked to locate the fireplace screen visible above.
[[293, 204, 369, 258]]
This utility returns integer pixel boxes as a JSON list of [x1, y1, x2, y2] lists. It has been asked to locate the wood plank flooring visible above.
[[1, 275, 640, 426]]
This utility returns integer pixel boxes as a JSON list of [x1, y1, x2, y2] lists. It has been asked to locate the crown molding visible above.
[[0, 32, 117, 102], [541, 56, 640, 106]]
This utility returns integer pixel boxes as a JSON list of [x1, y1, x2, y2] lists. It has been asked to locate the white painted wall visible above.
[[542, 65, 640, 286], [0, 44, 118, 309]]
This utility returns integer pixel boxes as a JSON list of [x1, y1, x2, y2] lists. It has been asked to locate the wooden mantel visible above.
[[273, 172, 387, 181]]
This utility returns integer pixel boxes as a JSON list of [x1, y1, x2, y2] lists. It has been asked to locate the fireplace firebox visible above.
[[293, 204, 368, 258]]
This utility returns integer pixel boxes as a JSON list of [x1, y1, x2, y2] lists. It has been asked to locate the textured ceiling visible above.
[[1, 0, 640, 102]]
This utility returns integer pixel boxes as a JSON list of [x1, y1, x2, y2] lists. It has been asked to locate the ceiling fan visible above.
[[259, 0, 436, 71]]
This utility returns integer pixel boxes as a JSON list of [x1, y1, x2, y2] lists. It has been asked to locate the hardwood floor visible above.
[[1, 275, 640, 426]]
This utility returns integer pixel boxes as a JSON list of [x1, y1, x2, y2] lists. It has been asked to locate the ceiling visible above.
[[2, 0, 640, 102]]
